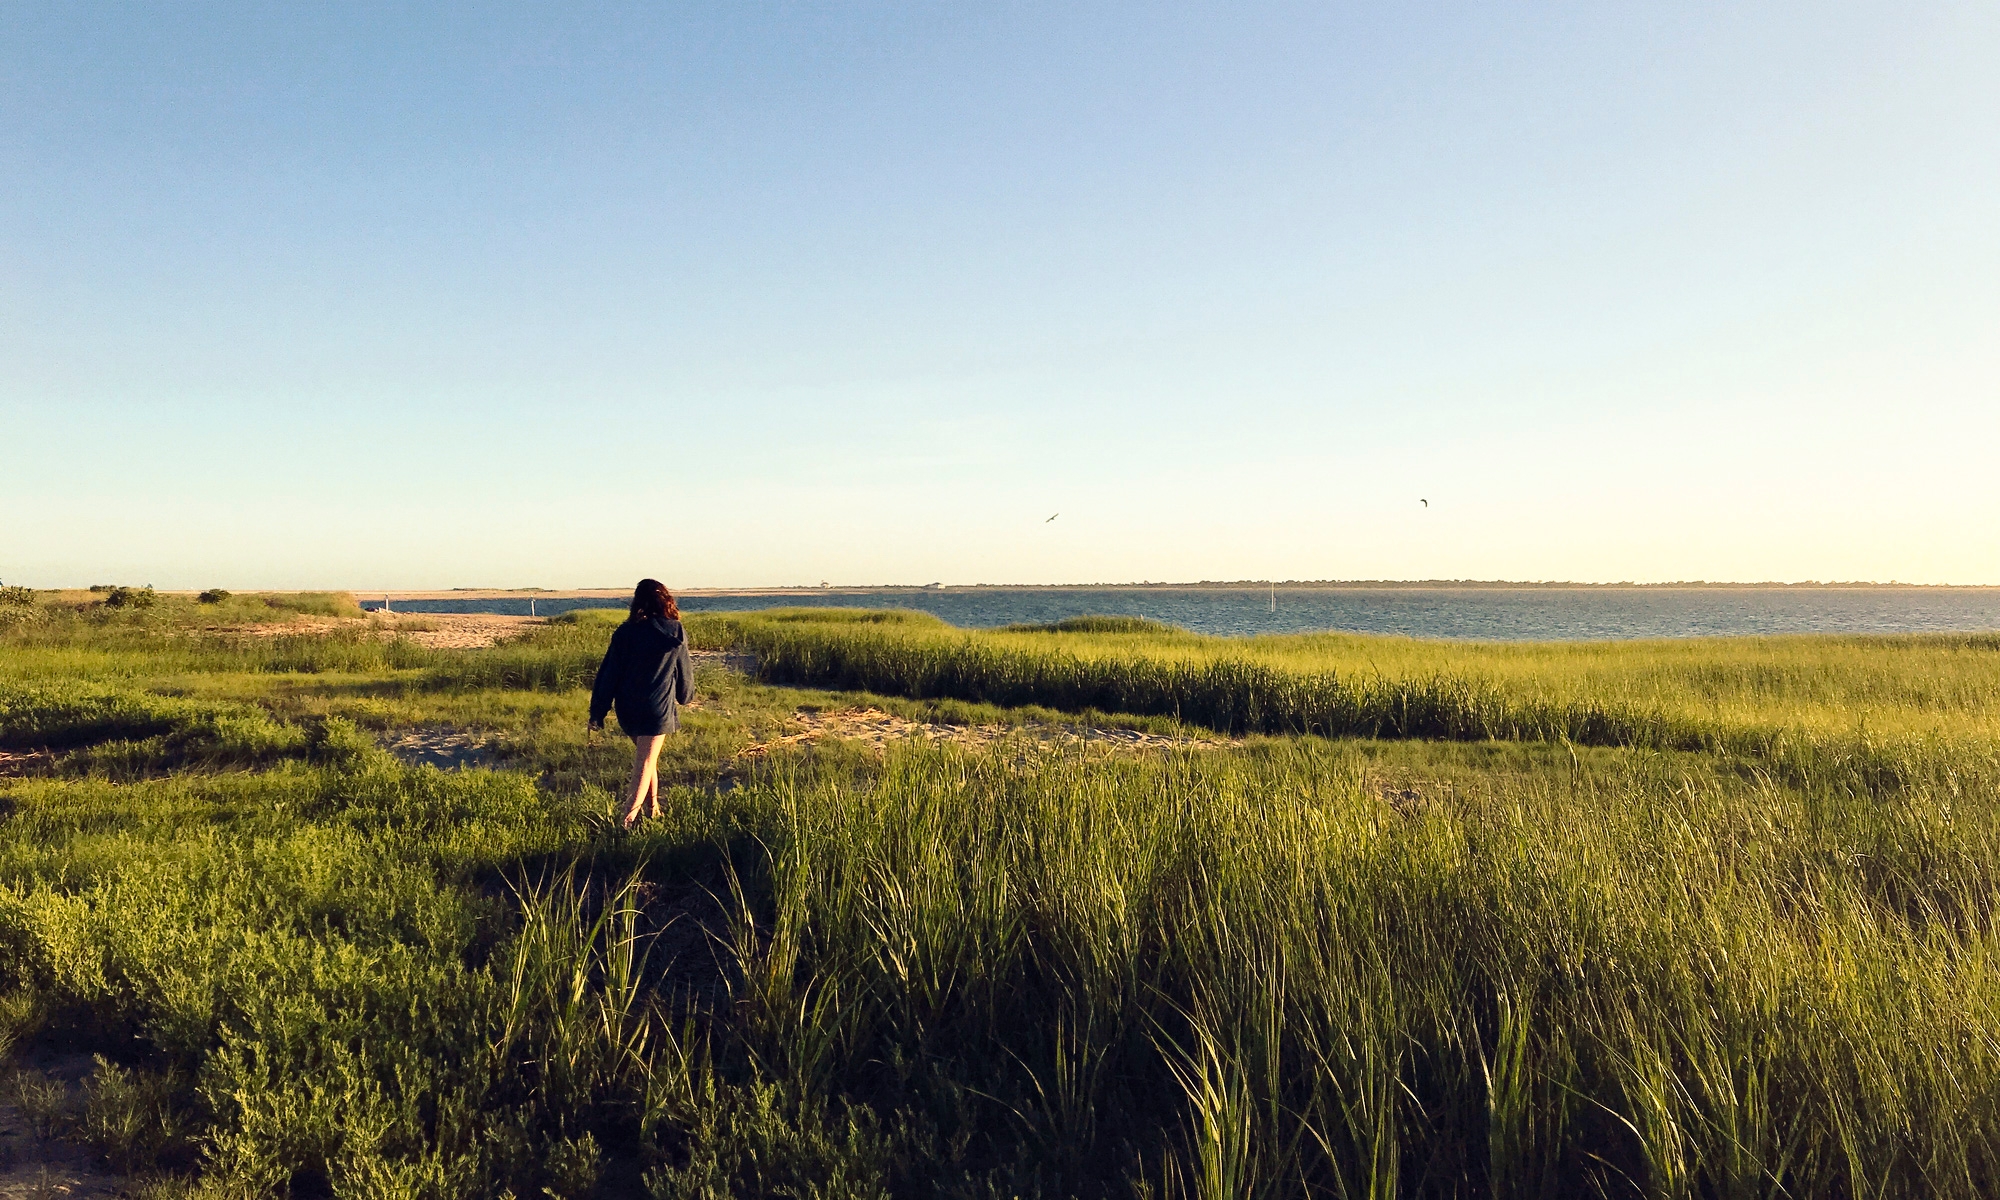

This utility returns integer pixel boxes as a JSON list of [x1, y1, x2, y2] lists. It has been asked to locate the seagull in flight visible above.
[[1420, 499, 1428, 507], [1045, 512, 1060, 523]]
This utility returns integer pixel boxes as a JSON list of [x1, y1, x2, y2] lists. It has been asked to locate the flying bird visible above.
[[1045, 513, 1060, 523], [1420, 499, 1428, 507]]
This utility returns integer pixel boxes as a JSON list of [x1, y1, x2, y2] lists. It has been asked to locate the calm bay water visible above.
[[360, 587, 2000, 642]]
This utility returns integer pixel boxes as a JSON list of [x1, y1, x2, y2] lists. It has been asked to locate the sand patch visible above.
[[737, 706, 1235, 760], [378, 613, 545, 650], [198, 616, 768, 659], [377, 726, 500, 770], [206, 612, 546, 650], [0, 1056, 129, 1199], [0, 750, 53, 780]]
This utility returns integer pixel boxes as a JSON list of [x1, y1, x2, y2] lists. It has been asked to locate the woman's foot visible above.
[[621, 803, 645, 829]]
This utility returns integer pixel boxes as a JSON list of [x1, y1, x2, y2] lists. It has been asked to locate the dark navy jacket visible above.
[[589, 616, 695, 734]]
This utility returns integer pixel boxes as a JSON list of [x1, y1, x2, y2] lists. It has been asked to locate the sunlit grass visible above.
[[696, 608, 2000, 766], [2, 595, 1999, 1195]]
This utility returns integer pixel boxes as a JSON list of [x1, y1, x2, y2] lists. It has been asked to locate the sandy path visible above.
[[0, 750, 54, 779], [737, 706, 1236, 759], [215, 615, 774, 654], [369, 612, 544, 649], [0, 1056, 127, 1199], [212, 612, 546, 650]]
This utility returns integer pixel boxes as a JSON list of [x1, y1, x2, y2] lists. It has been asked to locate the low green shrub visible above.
[[11, 1070, 72, 1140], [0, 686, 203, 749], [0, 684, 310, 774], [0, 586, 46, 629], [197, 588, 231, 604], [83, 1056, 194, 1174], [645, 1083, 895, 1199], [102, 585, 157, 609], [0, 989, 43, 1061]]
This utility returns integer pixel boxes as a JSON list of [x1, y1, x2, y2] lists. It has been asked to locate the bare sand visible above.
[[735, 706, 1236, 760], [212, 611, 546, 650], [0, 749, 55, 779], [0, 1054, 127, 1199]]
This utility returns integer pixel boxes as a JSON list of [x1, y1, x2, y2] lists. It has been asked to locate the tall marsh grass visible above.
[[5, 605, 2000, 1194], [695, 609, 2000, 776], [705, 739, 2000, 1197]]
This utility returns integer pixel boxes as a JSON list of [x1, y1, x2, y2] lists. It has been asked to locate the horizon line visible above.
[[49, 578, 2000, 596]]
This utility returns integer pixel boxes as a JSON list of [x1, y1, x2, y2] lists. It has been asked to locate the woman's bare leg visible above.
[[624, 734, 667, 827], [646, 761, 663, 819]]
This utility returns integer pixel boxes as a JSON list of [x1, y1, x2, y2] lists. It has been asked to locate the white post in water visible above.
[[529, 598, 536, 617], [1270, 581, 1275, 613]]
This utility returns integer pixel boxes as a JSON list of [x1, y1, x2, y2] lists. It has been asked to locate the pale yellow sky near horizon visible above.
[[4, 5, 1997, 589]]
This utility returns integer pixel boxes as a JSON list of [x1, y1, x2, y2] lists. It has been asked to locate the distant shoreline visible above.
[[146, 581, 2000, 600]]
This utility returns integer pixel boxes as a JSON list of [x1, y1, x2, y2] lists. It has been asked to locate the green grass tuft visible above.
[[1002, 614, 1182, 634]]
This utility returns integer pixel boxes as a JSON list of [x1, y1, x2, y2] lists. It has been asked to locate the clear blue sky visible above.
[[5, 3, 1996, 588]]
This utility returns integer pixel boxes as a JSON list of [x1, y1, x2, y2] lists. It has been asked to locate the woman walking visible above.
[[589, 579, 695, 828]]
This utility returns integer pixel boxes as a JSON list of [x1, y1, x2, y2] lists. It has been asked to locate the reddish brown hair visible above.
[[629, 578, 679, 622]]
